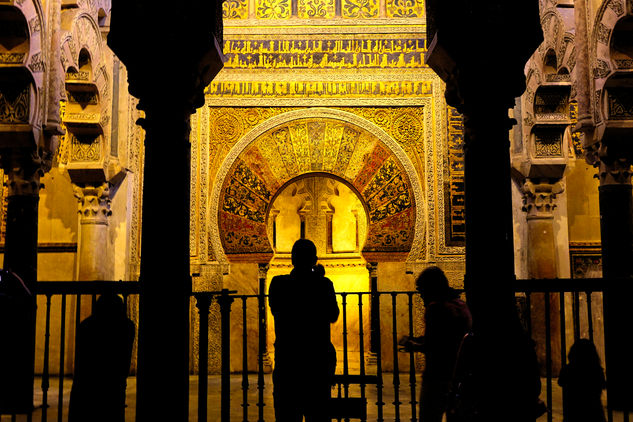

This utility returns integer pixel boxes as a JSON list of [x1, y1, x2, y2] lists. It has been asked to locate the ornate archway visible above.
[[209, 108, 424, 264]]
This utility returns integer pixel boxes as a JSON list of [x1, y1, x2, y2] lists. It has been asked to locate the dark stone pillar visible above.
[[462, 105, 516, 322], [591, 145, 633, 410], [424, 2, 542, 420], [0, 150, 43, 414], [135, 106, 192, 421], [462, 103, 540, 422], [107, 1, 224, 419]]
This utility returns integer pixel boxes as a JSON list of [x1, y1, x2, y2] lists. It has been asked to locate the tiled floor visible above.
[[1, 375, 627, 422]]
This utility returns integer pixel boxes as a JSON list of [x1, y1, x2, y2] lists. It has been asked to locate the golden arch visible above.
[[210, 108, 424, 264]]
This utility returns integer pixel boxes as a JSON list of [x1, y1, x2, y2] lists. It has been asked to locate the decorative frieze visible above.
[[0, 85, 29, 124], [206, 80, 433, 98], [298, 0, 335, 18], [65, 71, 90, 82], [70, 134, 101, 162], [534, 88, 569, 121], [0, 53, 26, 64], [386, 0, 424, 17], [594, 59, 611, 79], [534, 129, 563, 158], [342, 0, 379, 18], [223, 0, 249, 19], [569, 101, 583, 156], [615, 59, 633, 69], [606, 88, 633, 120], [545, 74, 571, 83], [222, 37, 427, 70], [67, 91, 98, 105], [256, 0, 291, 18]]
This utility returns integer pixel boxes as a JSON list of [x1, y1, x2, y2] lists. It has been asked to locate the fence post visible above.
[[218, 289, 235, 422], [257, 264, 269, 422], [194, 293, 212, 422], [368, 263, 379, 356]]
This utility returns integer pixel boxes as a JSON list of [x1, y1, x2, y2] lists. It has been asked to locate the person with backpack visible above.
[[269, 239, 339, 421]]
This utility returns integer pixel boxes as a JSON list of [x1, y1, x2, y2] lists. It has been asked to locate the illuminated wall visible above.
[[188, 0, 468, 372]]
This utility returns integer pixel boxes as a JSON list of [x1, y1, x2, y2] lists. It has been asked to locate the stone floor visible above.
[[0, 375, 628, 422]]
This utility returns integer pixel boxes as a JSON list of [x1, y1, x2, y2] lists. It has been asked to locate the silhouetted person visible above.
[[558, 339, 606, 422], [69, 293, 135, 422], [269, 239, 339, 422], [0, 270, 34, 414], [399, 266, 472, 422], [448, 319, 545, 422]]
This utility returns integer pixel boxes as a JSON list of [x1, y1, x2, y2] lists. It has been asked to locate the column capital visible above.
[[257, 263, 270, 280], [521, 179, 564, 219], [366, 262, 378, 277], [73, 183, 112, 225], [1, 150, 45, 197], [585, 141, 633, 186]]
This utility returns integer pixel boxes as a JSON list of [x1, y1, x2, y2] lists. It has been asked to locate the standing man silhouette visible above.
[[269, 239, 339, 421], [69, 293, 135, 422], [399, 266, 472, 422]]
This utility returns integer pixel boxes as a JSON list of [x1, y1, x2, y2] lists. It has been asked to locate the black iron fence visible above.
[[0, 281, 140, 422], [515, 278, 631, 422], [1, 278, 629, 421], [192, 290, 423, 422]]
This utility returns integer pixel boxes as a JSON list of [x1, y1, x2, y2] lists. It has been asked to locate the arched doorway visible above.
[[209, 108, 425, 371], [266, 174, 370, 368]]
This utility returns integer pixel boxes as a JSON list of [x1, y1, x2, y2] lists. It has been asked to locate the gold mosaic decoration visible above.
[[342, 0, 379, 18], [217, 116, 416, 255], [221, 37, 427, 70], [223, 0, 424, 19], [340, 107, 425, 148], [386, 0, 424, 17], [70, 134, 101, 161], [256, 0, 291, 18], [446, 106, 465, 245], [298, 0, 335, 18], [203, 106, 461, 259], [223, 0, 249, 19], [207, 81, 432, 99], [0, 85, 29, 124], [569, 101, 582, 156]]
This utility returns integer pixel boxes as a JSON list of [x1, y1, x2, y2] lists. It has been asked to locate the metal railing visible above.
[[515, 278, 631, 422], [4, 277, 630, 421], [192, 290, 423, 422], [0, 281, 140, 422]]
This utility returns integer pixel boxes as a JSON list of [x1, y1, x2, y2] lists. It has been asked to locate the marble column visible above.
[[257, 263, 272, 371], [367, 262, 380, 356], [521, 179, 563, 374], [0, 150, 44, 413], [73, 183, 112, 280]]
